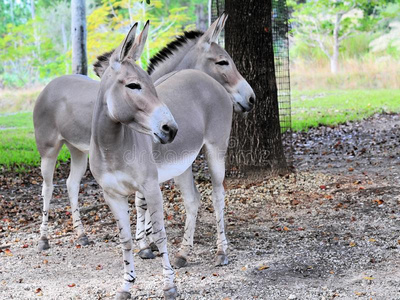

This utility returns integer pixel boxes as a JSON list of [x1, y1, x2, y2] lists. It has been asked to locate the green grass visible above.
[[0, 112, 70, 171], [1, 89, 399, 171], [292, 89, 400, 131]]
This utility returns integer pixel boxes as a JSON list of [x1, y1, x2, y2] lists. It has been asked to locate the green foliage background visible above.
[[0, 0, 207, 87]]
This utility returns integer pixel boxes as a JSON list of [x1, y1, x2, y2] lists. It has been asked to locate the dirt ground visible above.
[[1, 113, 400, 300]]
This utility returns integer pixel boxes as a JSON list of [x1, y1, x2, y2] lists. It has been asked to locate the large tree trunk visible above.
[[225, 0, 287, 173], [71, 0, 87, 75]]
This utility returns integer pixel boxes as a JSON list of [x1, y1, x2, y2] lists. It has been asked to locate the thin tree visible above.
[[71, 0, 87, 75], [225, 0, 287, 173]]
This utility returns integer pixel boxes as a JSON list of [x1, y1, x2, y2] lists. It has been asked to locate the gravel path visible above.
[[1, 113, 399, 300]]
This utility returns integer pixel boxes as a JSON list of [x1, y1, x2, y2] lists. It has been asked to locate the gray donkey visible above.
[[36, 22, 180, 299]]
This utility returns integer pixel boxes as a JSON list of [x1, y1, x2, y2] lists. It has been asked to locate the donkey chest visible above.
[[100, 171, 138, 196]]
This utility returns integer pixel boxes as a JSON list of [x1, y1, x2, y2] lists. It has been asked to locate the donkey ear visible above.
[[198, 12, 228, 48], [128, 20, 150, 62], [116, 22, 138, 62]]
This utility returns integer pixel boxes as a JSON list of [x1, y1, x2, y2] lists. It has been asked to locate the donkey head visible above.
[[100, 22, 178, 144], [195, 13, 256, 113]]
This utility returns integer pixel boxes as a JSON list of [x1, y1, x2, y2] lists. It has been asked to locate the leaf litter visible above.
[[0, 113, 400, 299]]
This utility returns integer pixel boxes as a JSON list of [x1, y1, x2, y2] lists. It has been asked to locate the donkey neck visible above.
[[91, 94, 126, 152], [149, 37, 201, 82]]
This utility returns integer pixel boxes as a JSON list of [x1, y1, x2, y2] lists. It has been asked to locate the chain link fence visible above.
[[209, 0, 293, 167]]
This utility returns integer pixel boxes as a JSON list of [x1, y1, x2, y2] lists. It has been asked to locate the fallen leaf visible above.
[[35, 288, 42, 294], [363, 276, 374, 280], [4, 249, 13, 256], [349, 241, 356, 247], [319, 185, 326, 190], [212, 273, 219, 276], [241, 266, 247, 271], [76, 245, 81, 249], [68, 283, 76, 287], [368, 238, 376, 242], [291, 199, 300, 205], [283, 226, 290, 231], [348, 167, 354, 172], [373, 199, 384, 205], [258, 265, 269, 271], [43, 260, 48, 264], [21, 244, 29, 248]]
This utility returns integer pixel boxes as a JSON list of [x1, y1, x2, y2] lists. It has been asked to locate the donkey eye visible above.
[[126, 83, 141, 90], [216, 60, 229, 66]]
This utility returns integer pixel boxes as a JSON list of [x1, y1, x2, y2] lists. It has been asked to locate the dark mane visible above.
[[93, 50, 114, 78], [147, 30, 203, 75], [92, 30, 204, 78]]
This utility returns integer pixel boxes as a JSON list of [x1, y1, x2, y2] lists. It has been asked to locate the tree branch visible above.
[[338, 29, 357, 42], [309, 35, 332, 59]]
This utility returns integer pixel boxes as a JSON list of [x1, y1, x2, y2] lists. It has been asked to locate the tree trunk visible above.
[[331, 13, 342, 74], [71, 0, 87, 75], [225, 0, 287, 173], [30, 0, 35, 19], [195, 4, 207, 32], [10, 0, 15, 24]]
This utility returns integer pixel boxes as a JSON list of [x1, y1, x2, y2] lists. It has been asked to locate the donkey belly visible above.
[[156, 146, 202, 183], [55, 75, 99, 153]]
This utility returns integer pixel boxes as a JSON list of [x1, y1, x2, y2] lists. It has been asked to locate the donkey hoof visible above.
[[76, 234, 90, 246], [149, 242, 159, 252], [163, 286, 177, 300], [115, 291, 131, 300], [138, 248, 156, 259], [38, 237, 50, 251], [215, 252, 228, 266], [173, 255, 188, 269]]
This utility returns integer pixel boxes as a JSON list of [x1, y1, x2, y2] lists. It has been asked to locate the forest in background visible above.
[[289, 0, 400, 89], [0, 0, 399, 89], [0, 0, 208, 87]]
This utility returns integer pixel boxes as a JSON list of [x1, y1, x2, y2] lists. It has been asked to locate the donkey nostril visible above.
[[162, 124, 170, 132], [249, 96, 255, 105]]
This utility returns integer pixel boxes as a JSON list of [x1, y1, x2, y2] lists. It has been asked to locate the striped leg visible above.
[[103, 192, 136, 300], [173, 167, 201, 268], [65, 144, 89, 245], [135, 192, 155, 259], [142, 186, 177, 299], [205, 144, 228, 266]]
